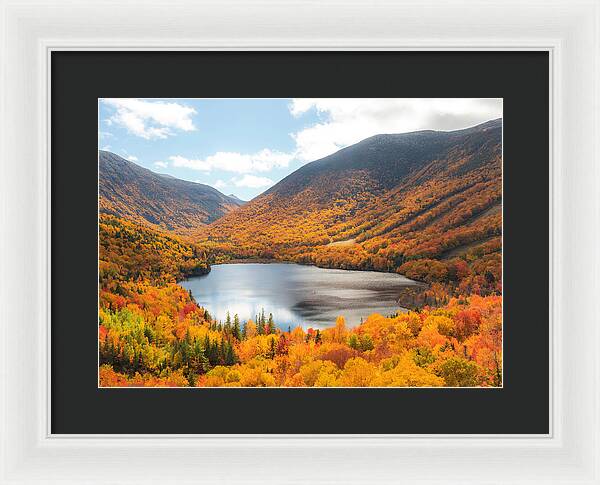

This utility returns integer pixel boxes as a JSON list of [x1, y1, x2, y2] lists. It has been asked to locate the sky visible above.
[[99, 98, 502, 200]]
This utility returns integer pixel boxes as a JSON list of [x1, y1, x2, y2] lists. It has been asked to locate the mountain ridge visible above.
[[99, 150, 243, 233], [263, 118, 501, 200]]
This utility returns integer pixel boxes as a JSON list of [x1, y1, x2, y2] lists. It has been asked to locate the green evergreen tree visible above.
[[190, 338, 209, 374], [204, 336, 217, 366], [268, 337, 276, 359], [315, 329, 322, 345], [218, 338, 226, 365], [224, 341, 236, 365], [233, 313, 241, 340], [257, 309, 266, 335]]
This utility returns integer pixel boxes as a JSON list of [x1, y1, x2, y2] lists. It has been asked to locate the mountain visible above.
[[99, 151, 243, 233], [264, 118, 501, 199], [227, 194, 246, 204], [201, 119, 502, 282]]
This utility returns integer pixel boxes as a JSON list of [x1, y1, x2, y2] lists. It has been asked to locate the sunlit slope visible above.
[[201, 119, 502, 276], [99, 150, 243, 234]]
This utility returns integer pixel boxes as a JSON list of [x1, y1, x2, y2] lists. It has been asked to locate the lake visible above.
[[180, 263, 419, 330]]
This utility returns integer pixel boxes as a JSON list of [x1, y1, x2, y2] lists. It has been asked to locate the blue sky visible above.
[[99, 98, 502, 200]]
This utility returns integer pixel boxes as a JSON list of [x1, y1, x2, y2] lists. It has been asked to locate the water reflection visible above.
[[180, 263, 419, 330]]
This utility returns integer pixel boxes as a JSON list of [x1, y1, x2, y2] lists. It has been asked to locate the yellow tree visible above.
[[332, 316, 348, 344]]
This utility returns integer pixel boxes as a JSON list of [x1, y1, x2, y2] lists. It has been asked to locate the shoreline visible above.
[[216, 258, 297, 265], [210, 258, 426, 284]]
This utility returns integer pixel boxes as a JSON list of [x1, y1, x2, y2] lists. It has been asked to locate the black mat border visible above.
[[51, 51, 549, 434]]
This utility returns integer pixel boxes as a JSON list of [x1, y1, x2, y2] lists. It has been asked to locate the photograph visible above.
[[7, 0, 600, 478], [98, 97, 503, 388]]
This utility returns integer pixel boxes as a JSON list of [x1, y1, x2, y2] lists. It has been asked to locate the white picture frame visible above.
[[1, 0, 598, 483]]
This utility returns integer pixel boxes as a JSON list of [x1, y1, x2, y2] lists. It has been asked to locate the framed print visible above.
[[97, 95, 504, 392], [1, 1, 599, 484], [52, 51, 546, 435]]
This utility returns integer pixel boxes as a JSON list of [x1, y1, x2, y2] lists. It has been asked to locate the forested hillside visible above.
[[200, 119, 502, 296], [99, 214, 501, 387], [99, 151, 243, 234]]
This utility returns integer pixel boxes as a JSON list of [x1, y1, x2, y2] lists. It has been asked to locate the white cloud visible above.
[[289, 98, 502, 161], [232, 174, 274, 189], [102, 98, 196, 139], [99, 131, 114, 139], [126, 155, 139, 162], [154, 160, 168, 168], [169, 155, 210, 171], [100, 145, 111, 151], [191, 179, 227, 190], [169, 148, 293, 173]]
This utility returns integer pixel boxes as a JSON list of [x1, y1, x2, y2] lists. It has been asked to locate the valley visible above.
[[98, 118, 503, 387]]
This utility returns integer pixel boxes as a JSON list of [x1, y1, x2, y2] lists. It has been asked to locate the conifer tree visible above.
[[257, 309, 266, 335], [224, 341, 236, 365], [268, 337, 276, 359], [233, 313, 241, 340], [219, 338, 226, 365], [315, 329, 322, 344]]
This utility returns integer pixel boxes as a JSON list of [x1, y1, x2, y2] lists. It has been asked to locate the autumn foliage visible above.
[[100, 290, 501, 388], [99, 215, 501, 388], [99, 122, 503, 387]]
